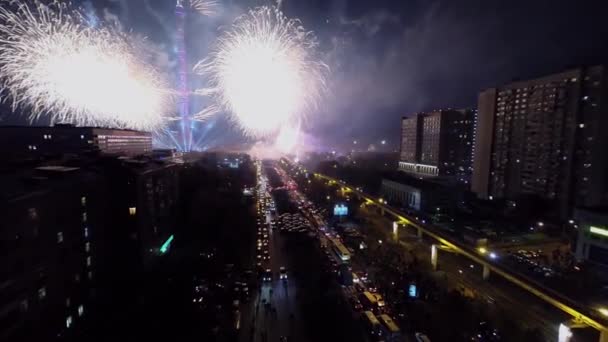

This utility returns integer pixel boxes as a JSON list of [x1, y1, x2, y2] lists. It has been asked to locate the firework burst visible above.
[[194, 6, 328, 138], [0, 0, 171, 131], [190, 0, 220, 17]]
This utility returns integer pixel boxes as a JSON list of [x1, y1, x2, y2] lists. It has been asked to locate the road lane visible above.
[[239, 163, 309, 342]]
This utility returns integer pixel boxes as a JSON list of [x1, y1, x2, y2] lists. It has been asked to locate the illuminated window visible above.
[[129, 207, 137, 216], [88, 271, 93, 280], [84, 227, 89, 238], [82, 212, 87, 222], [28, 208, 37, 220], [78, 305, 84, 317], [81, 196, 86, 206], [57, 232, 63, 243], [86, 256, 92, 267], [590, 226, 608, 237], [38, 287, 46, 300], [66, 316, 73, 328], [85, 242, 91, 252]]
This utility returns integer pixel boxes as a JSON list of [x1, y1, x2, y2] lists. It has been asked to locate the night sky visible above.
[[2, 0, 608, 151]]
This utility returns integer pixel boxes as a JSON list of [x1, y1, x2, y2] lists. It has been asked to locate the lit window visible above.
[[88, 271, 93, 280], [81, 196, 86, 206], [129, 207, 137, 216], [85, 242, 91, 252], [66, 316, 73, 328], [57, 232, 63, 243], [86, 256, 92, 267], [80, 135, 85, 139], [84, 227, 89, 238], [38, 287, 46, 300], [28, 208, 38, 220], [579, 123, 585, 128], [82, 212, 87, 222], [78, 305, 84, 317]]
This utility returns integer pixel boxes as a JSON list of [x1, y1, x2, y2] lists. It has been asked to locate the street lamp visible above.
[[381, 140, 386, 145]]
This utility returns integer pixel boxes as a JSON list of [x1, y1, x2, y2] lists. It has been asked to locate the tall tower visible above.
[[175, 0, 191, 151]]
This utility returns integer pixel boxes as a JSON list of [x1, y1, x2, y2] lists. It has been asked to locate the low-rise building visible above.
[[574, 208, 608, 268], [380, 176, 464, 214], [0, 124, 152, 161]]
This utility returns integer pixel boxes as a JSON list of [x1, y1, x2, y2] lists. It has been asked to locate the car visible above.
[[349, 297, 363, 311], [263, 269, 272, 282], [415, 333, 431, 342], [279, 267, 288, 280]]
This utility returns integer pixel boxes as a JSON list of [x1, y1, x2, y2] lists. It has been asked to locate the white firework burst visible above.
[[194, 6, 328, 138], [0, 0, 171, 131]]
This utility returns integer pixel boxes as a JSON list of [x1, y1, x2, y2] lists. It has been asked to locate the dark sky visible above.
[[3, 0, 608, 151]]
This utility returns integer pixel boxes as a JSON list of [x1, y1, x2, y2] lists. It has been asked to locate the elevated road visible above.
[[314, 173, 608, 338]]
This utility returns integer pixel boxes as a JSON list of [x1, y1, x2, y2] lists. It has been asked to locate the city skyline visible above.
[[1, 2, 608, 341], [1, 0, 608, 152]]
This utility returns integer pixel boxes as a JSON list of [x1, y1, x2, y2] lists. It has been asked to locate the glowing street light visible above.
[[381, 140, 386, 145], [598, 307, 608, 317], [558, 323, 572, 342], [478, 247, 487, 255]]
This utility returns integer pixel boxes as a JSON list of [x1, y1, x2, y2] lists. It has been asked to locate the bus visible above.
[[360, 292, 385, 312], [378, 314, 401, 341], [373, 293, 386, 309], [362, 311, 382, 339], [330, 237, 351, 261], [360, 291, 377, 309]]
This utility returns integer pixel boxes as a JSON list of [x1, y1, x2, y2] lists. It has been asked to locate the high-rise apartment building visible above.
[[399, 115, 422, 165], [0, 166, 107, 341], [472, 65, 608, 216], [0, 150, 180, 341], [399, 109, 474, 184]]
